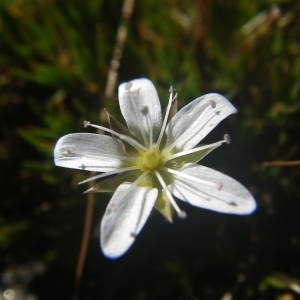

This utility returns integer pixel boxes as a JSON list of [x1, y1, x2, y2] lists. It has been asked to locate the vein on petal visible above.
[[166, 167, 221, 189], [172, 174, 240, 206]]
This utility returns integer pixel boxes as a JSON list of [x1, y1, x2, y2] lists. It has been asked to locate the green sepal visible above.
[[89, 171, 139, 193], [155, 191, 173, 223], [166, 143, 221, 170], [169, 97, 178, 119], [104, 109, 130, 136]]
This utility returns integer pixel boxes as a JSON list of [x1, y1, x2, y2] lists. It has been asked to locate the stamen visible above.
[[163, 101, 213, 152], [83, 187, 94, 194], [166, 168, 221, 189], [224, 133, 231, 144], [155, 171, 186, 219], [83, 120, 147, 151], [166, 135, 229, 161], [78, 166, 138, 185], [145, 114, 153, 149], [78, 155, 136, 165], [156, 86, 177, 147]]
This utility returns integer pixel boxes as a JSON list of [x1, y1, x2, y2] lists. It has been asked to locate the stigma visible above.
[[137, 148, 164, 172]]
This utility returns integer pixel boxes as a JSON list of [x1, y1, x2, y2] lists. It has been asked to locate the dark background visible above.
[[1, 0, 300, 299]]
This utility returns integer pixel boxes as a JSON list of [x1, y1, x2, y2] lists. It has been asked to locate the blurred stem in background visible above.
[[73, 0, 135, 299], [263, 160, 300, 167]]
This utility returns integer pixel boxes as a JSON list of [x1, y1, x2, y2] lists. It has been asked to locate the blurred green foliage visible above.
[[0, 0, 300, 299]]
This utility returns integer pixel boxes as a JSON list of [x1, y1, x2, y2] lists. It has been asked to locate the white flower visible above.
[[54, 78, 256, 259]]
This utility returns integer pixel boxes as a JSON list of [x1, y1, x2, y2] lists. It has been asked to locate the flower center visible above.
[[137, 148, 164, 172]]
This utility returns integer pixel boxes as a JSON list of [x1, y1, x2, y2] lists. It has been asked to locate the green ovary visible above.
[[137, 148, 164, 172]]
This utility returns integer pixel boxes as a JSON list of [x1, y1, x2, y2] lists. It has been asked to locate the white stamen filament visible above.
[[83, 121, 147, 151], [78, 166, 138, 185], [163, 101, 216, 152], [166, 168, 221, 189], [156, 86, 177, 148], [155, 171, 186, 218], [83, 187, 95, 194], [145, 114, 153, 149], [166, 134, 230, 161]]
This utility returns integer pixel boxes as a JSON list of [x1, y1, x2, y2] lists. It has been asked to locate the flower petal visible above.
[[170, 165, 256, 215], [54, 133, 128, 172], [118, 78, 162, 146], [100, 183, 158, 259], [165, 93, 237, 151], [155, 191, 173, 223]]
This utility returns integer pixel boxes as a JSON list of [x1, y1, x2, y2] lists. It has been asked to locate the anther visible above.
[[224, 134, 231, 144], [178, 210, 187, 219], [169, 85, 175, 94], [83, 187, 94, 194], [83, 120, 91, 128]]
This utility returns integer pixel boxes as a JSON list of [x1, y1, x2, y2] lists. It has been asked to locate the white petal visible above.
[[54, 133, 128, 172], [165, 93, 237, 151], [100, 183, 158, 259], [118, 78, 162, 145], [170, 165, 256, 215]]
